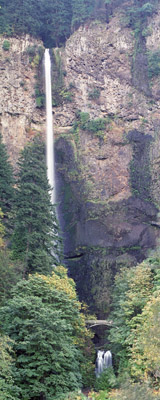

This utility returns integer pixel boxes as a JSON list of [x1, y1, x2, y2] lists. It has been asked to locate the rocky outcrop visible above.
[[0, 35, 45, 166], [54, 7, 160, 315]]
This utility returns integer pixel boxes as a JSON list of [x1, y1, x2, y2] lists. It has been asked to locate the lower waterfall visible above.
[[95, 350, 112, 377]]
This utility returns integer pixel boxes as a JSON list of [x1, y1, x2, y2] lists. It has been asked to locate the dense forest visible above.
[[0, 0, 95, 47], [0, 0, 160, 398], [0, 130, 160, 399], [0, 0, 158, 47]]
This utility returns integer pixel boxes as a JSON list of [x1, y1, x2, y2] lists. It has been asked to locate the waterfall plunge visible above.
[[95, 350, 112, 377], [44, 49, 55, 204]]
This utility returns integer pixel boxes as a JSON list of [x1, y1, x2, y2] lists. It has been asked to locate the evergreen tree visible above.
[[71, 0, 95, 29], [0, 249, 24, 306], [12, 136, 62, 276], [0, 134, 14, 224], [40, 0, 72, 47], [0, 271, 92, 399]]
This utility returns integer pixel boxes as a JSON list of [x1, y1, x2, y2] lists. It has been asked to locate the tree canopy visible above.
[[0, 134, 14, 229], [0, 0, 95, 47], [11, 136, 62, 276], [0, 270, 93, 399]]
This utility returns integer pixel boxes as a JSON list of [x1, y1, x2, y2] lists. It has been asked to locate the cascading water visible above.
[[95, 350, 112, 377], [44, 48, 55, 204]]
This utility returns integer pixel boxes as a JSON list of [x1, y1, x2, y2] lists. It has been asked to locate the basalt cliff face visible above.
[[1, 6, 160, 316], [0, 36, 45, 166], [54, 7, 160, 315]]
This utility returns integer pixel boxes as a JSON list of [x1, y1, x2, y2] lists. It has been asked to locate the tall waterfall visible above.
[[44, 49, 55, 204]]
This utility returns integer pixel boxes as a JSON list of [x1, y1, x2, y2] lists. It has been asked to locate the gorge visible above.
[[0, 2, 160, 318], [1, 0, 160, 397]]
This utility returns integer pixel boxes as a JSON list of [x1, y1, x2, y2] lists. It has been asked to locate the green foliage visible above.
[[42, 0, 72, 48], [72, 112, 108, 138], [110, 381, 158, 400], [0, 209, 5, 249], [71, 0, 95, 29], [26, 44, 37, 58], [35, 95, 45, 108], [2, 39, 10, 51], [51, 49, 74, 106], [108, 248, 160, 385], [11, 136, 62, 275], [125, 1, 156, 32], [65, 391, 87, 400], [0, 0, 96, 47], [0, 249, 23, 306], [88, 88, 101, 100], [0, 334, 19, 400], [0, 273, 92, 399], [95, 367, 116, 391], [131, 291, 160, 382], [108, 262, 153, 375], [34, 84, 45, 108], [0, 133, 14, 229], [148, 50, 160, 79]]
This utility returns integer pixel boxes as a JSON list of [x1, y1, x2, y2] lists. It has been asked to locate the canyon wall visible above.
[[1, 4, 160, 316], [54, 6, 160, 315]]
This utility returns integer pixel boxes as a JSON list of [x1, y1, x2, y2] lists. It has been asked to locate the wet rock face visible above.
[[54, 6, 160, 316], [0, 35, 45, 167]]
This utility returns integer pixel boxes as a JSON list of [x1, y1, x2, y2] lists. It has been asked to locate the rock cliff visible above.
[[1, 4, 160, 316], [54, 6, 160, 315], [0, 35, 45, 166]]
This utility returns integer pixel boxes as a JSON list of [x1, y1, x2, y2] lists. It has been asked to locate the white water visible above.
[[95, 350, 112, 377], [44, 49, 55, 204]]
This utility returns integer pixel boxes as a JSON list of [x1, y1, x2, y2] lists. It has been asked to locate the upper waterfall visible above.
[[44, 49, 55, 204]]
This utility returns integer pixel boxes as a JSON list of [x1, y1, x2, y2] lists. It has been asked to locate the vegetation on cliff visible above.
[[0, 134, 14, 229], [0, 0, 95, 47], [1, 0, 158, 48]]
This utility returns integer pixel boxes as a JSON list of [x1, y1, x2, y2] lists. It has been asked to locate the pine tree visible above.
[[0, 133, 14, 223], [12, 136, 62, 276]]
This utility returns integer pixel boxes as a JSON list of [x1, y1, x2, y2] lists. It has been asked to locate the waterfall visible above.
[[95, 350, 112, 377], [44, 48, 55, 204]]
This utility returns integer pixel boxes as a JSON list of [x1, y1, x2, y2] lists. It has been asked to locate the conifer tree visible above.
[[0, 271, 93, 399], [0, 133, 14, 223], [12, 136, 62, 276], [71, 0, 95, 29]]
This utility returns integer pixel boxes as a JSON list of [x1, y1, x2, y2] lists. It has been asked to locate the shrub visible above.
[[2, 40, 10, 51], [110, 381, 158, 400], [88, 88, 101, 100], [148, 50, 160, 79], [95, 367, 117, 391]]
